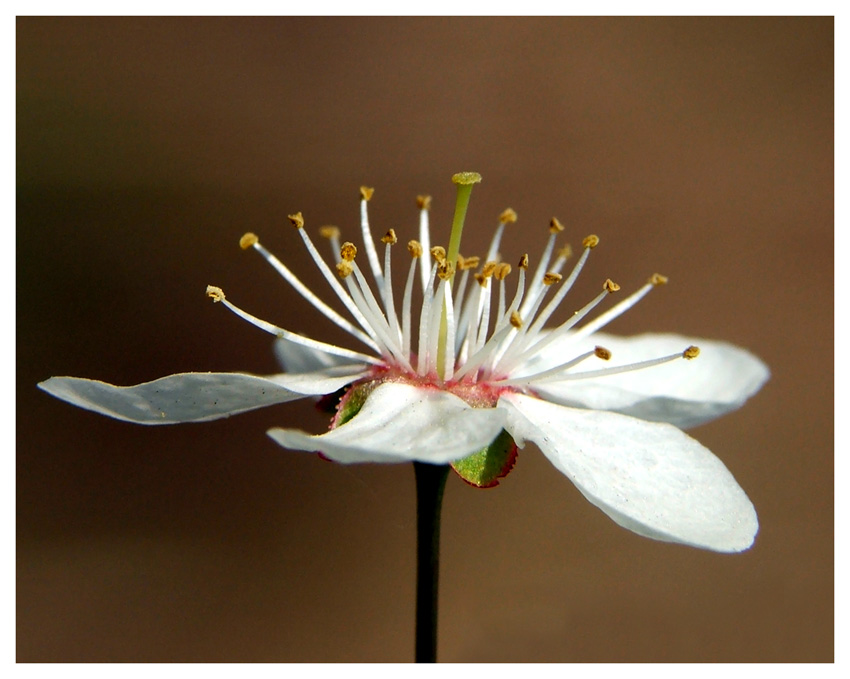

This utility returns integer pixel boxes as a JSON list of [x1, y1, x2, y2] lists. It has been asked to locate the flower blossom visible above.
[[39, 173, 769, 552]]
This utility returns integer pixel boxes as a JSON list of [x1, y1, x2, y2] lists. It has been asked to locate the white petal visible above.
[[269, 365, 369, 395], [37, 368, 361, 425], [524, 332, 769, 428], [274, 337, 361, 373], [268, 381, 506, 464], [500, 392, 758, 552]]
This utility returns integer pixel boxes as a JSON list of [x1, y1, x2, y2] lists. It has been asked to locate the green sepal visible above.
[[451, 429, 518, 488], [332, 379, 379, 428]]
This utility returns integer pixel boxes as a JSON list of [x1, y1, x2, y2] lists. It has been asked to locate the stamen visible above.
[[501, 208, 518, 223], [441, 282, 457, 381], [359, 186, 384, 288], [520, 224, 559, 317], [319, 226, 342, 263], [496, 280, 616, 376], [348, 260, 410, 369], [239, 233, 259, 249], [294, 221, 378, 343], [340, 241, 357, 262], [481, 261, 498, 278], [402, 250, 419, 359], [493, 347, 601, 386], [437, 260, 455, 281], [206, 286, 383, 365], [336, 261, 353, 278], [570, 275, 663, 341], [417, 263, 439, 376], [518, 240, 595, 342], [452, 265, 471, 321], [494, 263, 512, 280], [595, 345, 612, 360], [683, 345, 700, 359], [418, 195, 432, 292], [244, 234, 378, 351], [510, 311, 523, 329], [408, 240, 423, 258], [549, 217, 565, 234], [582, 234, 600, 249], [543, 272, 562, 286], [288, 212, 305, 229], [452, 322, 516, 382], [206, 285, 225, 302], [541, 349, 695, 382], [430, 246, 447, 264], [485, 207, 517, 262], [319, 225, 341, 240], [382, 232, 401, 345], [473, 274, 493, 356]]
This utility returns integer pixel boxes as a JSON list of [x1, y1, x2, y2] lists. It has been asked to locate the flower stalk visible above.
[[414, 461, 450, 663]]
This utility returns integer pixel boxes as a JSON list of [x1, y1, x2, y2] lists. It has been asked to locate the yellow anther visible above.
[[594, 346, 612, 361], [549, 217, 565, 234], [239, 232, 258, 250], [481, 261, 498, 278], [319, 225, 341, 240], [206, 285, 225, 302], [510, 311, 523, 329], [459, 255, 480, 270], [437, 261, 455, 281], [650, 273, 669, 286], [494, 262, 512, 280], [451, 171, 482, 185], [582, 234, 600, 249], [288, 212, 305, 229], [558, 244, 573, 260], [499, 208, 518, 224], [340, 242, 357, 262], [359, 186, 374, 201], [474, 272, 488, 287], [543, 272, 563, 286], [416, 195, 432, 210], [430, 246, 446, 263], [683, 346, 700, 360], [518, 253, 529, 270], [381, 229, 398, 245], [603, 279, 620, 293], [408, 240, 423, 258], [336, 260, 353, 279]]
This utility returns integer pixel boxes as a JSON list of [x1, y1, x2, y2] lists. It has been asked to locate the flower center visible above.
[[205, 173, 700, 395]]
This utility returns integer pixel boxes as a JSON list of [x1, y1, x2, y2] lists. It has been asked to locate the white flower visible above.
[[39, 174, 769, 553]]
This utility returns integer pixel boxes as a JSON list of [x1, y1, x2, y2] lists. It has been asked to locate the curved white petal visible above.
[[37, 367, 362, 425], [274, 337, 364, 373], [500, 392, 758, 552], [268, 381, 506, 464], [523, 332, 769, 429], [269, 365, 369, 395]]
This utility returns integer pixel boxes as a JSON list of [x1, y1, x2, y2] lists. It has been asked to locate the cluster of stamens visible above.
[[208, 176, 698, 395]]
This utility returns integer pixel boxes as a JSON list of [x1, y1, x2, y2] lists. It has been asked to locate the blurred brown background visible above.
[[17, 17, 833, 662]]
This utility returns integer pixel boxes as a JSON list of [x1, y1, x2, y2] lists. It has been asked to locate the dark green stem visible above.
[[414, 461, 449, 663]]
